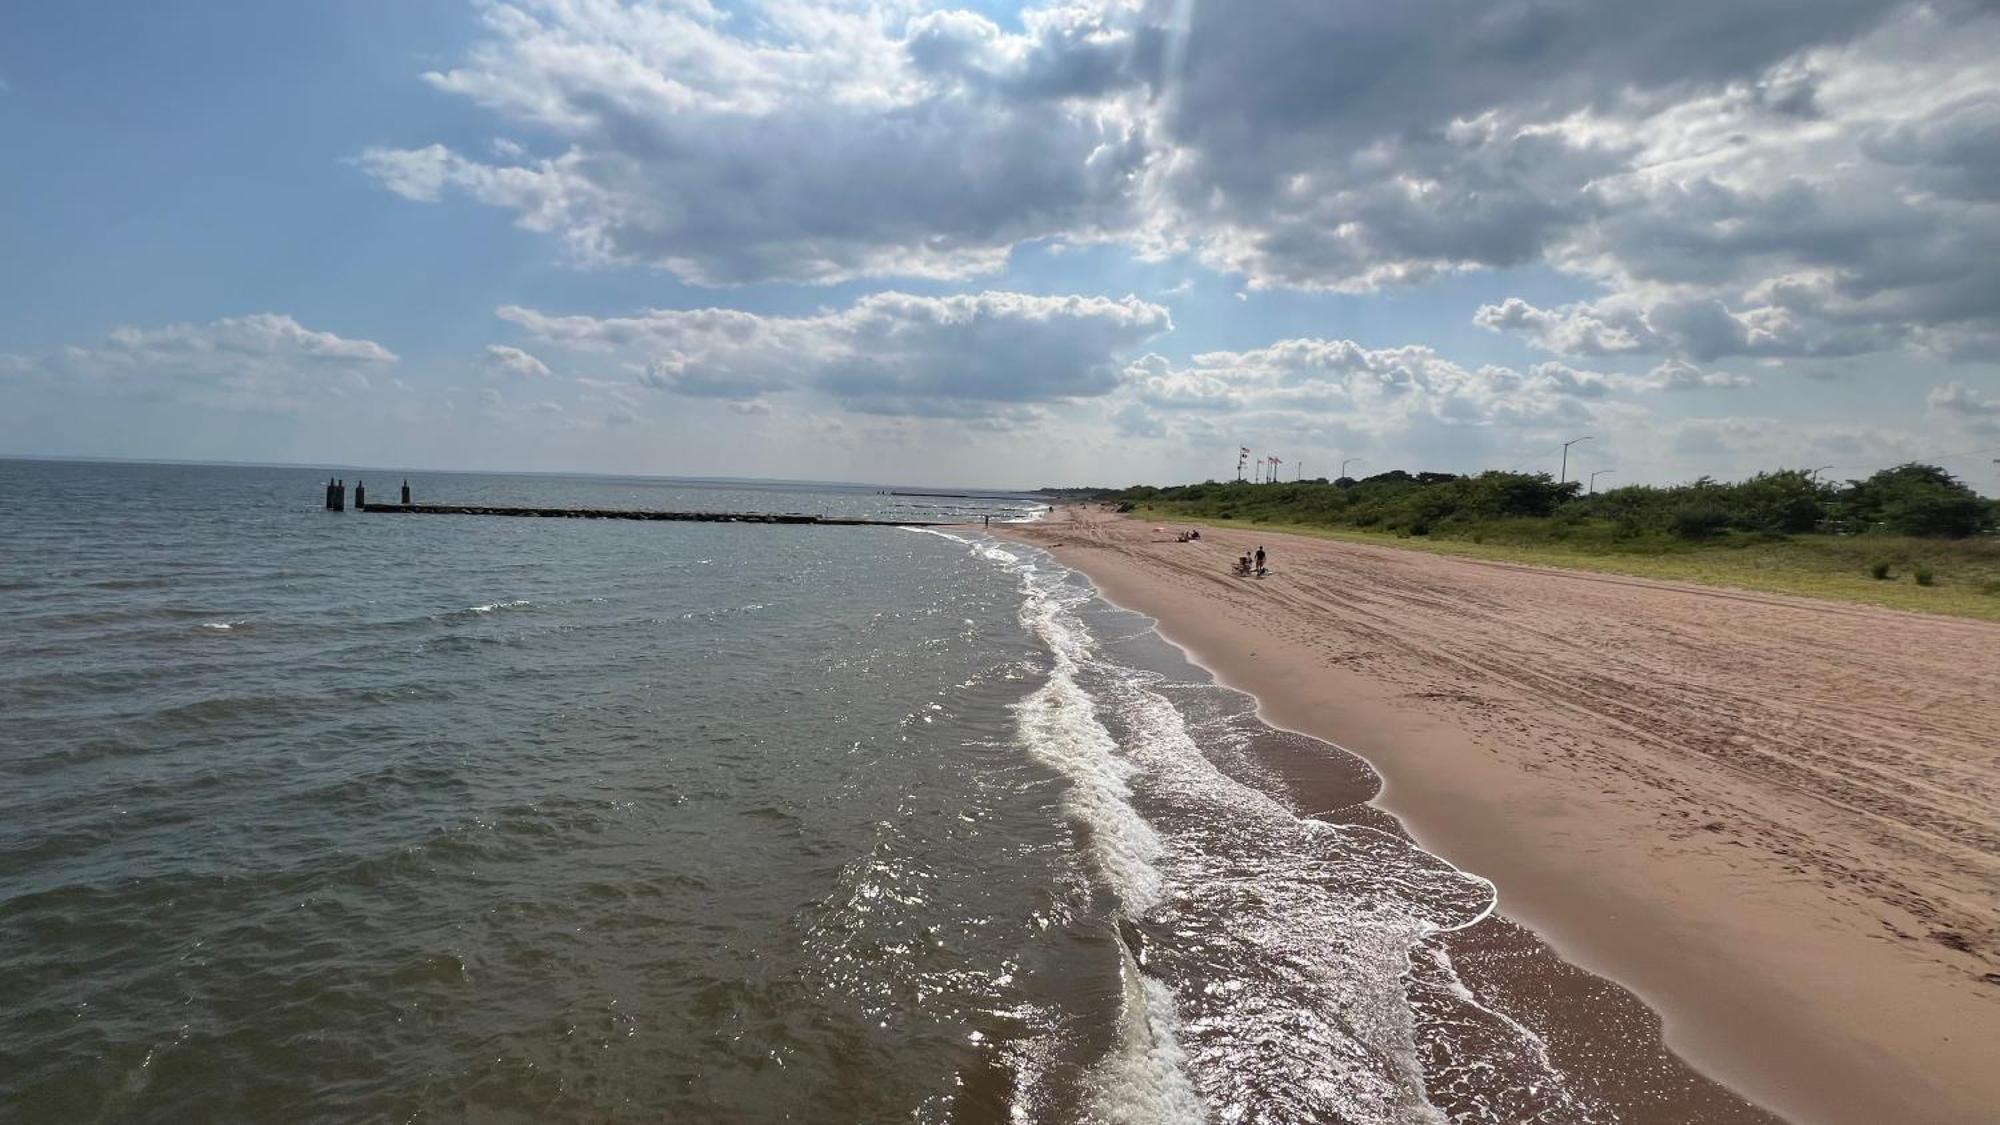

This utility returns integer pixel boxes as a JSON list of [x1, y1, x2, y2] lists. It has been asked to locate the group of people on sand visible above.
[[1171, 525, 1268, 577]]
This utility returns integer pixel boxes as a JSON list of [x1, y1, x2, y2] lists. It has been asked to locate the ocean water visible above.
[[1, 460, 1749, 1123]]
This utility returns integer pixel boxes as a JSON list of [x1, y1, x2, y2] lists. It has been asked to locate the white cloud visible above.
[[17, 314, 397, 413], [1929, 381, 2000, 417], [357, 0, 2000, 379], [483, 343, 552, 378], [1474, 297, 1649, 357], [1466, 7, 2000, 366], [1122, 339, 1599, 438], [501, 290, 1170, 418], [1645, 360, 1754, 391], [357, 1, 1150, 284], [92, 313, 397, 365], [1928, 381, 2000, 434]]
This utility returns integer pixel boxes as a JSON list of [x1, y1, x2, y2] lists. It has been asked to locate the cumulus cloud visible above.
[[1645, 360, 1754, 391], [90, 313, 396, 366], [1474, 298, 1649, 357], [1103, 335, 1765, 462], [501, 290, 1170, 417], [1121, 339, 1600, 437], [1929, 381, 2000, 417], [1471, 8, 2000, 366], [16, 314, 397, 412], [357, 1, 1150, 284], [356, 0, 2000, 382], [1928, 381, 2000, 433], [483, 343, 552, 378]]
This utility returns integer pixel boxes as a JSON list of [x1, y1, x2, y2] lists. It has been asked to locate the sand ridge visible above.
[[998, 506, 2000, 1125]]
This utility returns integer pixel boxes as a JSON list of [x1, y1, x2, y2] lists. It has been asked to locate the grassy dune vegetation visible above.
[[1114, 465, 2000, 620]]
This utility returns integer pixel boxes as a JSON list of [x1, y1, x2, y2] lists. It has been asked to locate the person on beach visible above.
[[1255, 546, 1267, 575]]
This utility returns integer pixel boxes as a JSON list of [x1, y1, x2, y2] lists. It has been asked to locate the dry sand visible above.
[[998, 507, 2000, 1125]]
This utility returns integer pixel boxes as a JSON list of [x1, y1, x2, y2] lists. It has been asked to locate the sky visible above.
[[3, 0, 1999, 490]]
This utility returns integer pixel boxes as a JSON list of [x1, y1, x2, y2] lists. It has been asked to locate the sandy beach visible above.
[[999, 506, 2000, 1125]]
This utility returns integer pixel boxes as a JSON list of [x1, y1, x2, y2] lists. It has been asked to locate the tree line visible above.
[[1114, 464, 1996, 541]]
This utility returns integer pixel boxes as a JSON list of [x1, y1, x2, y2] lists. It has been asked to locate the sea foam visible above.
[[942, 533, 1592, 1123]]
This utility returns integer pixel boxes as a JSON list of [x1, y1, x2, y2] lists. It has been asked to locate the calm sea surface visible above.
[[2, 459, 1658, 1122]]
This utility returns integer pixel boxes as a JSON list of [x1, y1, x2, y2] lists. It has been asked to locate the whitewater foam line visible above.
[[1014, 598, 1168, 913], [922, 529, 1167, 911], [994, 541, 1582, 1121], [1093, 653, 1463, 1122], [1082, 942, 1205, 1125], [1087, 609, 1508, 936], [938, 535, 1200, 1122], [1419, 943, 1571, 1092], [899, 524, 1021, 566]]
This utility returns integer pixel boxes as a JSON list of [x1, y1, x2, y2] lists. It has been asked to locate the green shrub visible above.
[[1914, 565, 1935, 587], [1118, 462, 1991, 543], [1869, 560, 1892, 580], [1841, 464, 1989, 538], [1671, 503, 1732, 541], [1731, 470, 1829, 534]]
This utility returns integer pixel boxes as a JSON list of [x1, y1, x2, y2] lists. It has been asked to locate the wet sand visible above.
[[998, 507, 2000, 1124]]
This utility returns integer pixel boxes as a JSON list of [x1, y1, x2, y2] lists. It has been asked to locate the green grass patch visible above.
[[1134, 506, 2000, 621]]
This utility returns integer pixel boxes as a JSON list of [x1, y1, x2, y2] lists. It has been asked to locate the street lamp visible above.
[[1340, 457, 1364, 481], [1808, 464, 1834, 482], [1589, 469, 1615, 494], [1559, 436, 1593, 485]]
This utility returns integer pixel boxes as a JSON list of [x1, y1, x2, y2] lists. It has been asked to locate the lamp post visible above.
[[1559, 436, 1593, 485], [1589, 469, 1615, 494], [1808, 464, 1834, 483], [1340, 457, 1363, 482]]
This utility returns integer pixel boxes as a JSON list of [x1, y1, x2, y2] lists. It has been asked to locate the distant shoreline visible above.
[[0, 454, 1048, 497], [997, 505, 2000, 1125]]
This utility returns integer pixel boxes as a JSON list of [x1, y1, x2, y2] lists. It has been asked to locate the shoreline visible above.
[[994, 507, 2000, 1125]]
